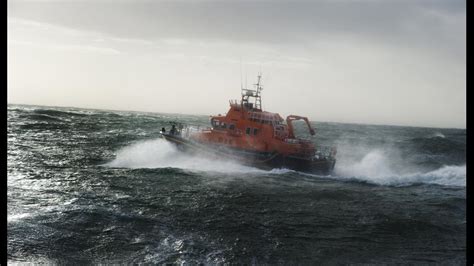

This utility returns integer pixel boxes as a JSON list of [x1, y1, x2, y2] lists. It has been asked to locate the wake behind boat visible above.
[[160, 74, 336, 174]]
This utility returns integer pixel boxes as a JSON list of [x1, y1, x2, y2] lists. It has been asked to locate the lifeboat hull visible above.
[[161, 133, 335, 175]]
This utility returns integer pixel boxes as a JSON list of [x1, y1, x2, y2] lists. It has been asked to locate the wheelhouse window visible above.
[[253, 128, 258, 135], [246, 128, 251, 135]]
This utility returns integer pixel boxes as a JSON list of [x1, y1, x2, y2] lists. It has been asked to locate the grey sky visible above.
[[8, 0, 465, 128]]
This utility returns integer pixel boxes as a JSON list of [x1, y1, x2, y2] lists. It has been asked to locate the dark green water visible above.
[[7, 104, 466, 264]]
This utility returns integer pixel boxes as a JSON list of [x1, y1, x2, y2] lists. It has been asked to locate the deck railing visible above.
[[316, 145, 337, 158]]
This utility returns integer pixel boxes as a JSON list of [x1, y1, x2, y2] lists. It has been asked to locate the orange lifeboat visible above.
[[161, 74, 336, 174]]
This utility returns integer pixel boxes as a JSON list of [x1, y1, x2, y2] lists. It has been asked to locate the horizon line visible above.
[[7, 102, 466, 130]]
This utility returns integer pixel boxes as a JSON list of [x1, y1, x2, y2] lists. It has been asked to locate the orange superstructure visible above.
[[190, 74, 318, 158]]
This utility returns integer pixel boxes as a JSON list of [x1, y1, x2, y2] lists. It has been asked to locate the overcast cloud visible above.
[[8, 0, 465, 128]]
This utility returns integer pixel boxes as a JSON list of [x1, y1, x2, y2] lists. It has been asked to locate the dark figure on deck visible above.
[[161, 127, 166, 133], [170, 124, 176, 135]]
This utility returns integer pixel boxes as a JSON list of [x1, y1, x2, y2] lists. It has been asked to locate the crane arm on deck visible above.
[[286, 115, 316, 138]]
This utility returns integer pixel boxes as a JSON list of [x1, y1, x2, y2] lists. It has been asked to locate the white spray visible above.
[[104, 138, 465, 187]]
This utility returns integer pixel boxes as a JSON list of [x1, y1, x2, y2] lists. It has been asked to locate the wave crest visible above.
[[105, 139, 465, 187], [335, 150, 465, 187], [103, 138, 263, 174]]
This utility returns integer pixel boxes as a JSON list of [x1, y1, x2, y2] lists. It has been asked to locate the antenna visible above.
[[240, 57, 243, 90], [253, 72, 263, 110], [245, 68, 248, 90], [262, 72, 267, 110]]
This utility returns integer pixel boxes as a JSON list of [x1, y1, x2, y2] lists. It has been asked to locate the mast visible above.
[[240, 73, 263, 111], [254, 73, 263, 110], [240, 73, 263, 110]]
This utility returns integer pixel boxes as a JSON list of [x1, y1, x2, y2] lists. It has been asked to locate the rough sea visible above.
[[7, 104, 466, 264]]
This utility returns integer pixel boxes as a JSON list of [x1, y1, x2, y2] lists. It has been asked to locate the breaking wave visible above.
[[105, 139, 465, 187], [431, 132, 446, 138], [335, 150, 465, 187], [104, 138, 263, 174]]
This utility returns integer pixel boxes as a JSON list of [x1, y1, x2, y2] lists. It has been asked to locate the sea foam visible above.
[[335, 150, 465, 187], [105, 139, 465, 187], [104, 138, 264, 174]]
